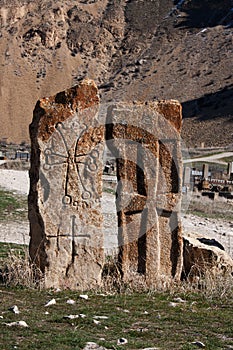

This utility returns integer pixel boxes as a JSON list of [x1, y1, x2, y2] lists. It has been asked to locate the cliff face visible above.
[[0, 0, 233, 146]]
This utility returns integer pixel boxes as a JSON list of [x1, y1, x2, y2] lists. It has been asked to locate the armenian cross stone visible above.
[[28, 80, 105, 289], [28, 79, 183, 289], [106, 101, 183, 285]]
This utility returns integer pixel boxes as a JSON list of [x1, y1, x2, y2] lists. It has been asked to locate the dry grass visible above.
[[0, 245, 232, 299], [179, 269, 233, 300], [0, 245, 43, 289], [183, 193, 233, 220], [101, 255, 233, 299]]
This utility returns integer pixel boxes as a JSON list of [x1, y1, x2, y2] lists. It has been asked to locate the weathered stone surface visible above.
[[28, 79, 105, 289], [106, 101, 183, 286], [183, 232, 233, 280], [29, 84, 184, 289]]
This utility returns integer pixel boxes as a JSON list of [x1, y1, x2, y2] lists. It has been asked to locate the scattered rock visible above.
[[191, 341, 205, 348], [66, 299, 76, 305], [93, 319, 101, 325], [117, 338, 128, 345], [136, 59, 147, 65], [9, 305, 20, 314], [63, 315, 80, 320], [173, 297, 187, 303], [83, 342, 110, 350], [169, 302, 179, 307], [135, 327, 149, 332], [6, 321, 29, 328], [44, 298, 56, 307]]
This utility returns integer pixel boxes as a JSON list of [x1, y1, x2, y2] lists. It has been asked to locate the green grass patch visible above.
[[219, 156, 233, 163], [103, 187, 116, 195], [0, 242, 26, 264], [0, 188, 27, 221], [0, 287, 232, 349], [186, 208, 233, 221], [182, 193, 233, 221]]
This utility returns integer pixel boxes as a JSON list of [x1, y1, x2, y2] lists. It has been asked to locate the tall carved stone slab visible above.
[[106, 101, 183, 286], [28, 80, 105, 289]]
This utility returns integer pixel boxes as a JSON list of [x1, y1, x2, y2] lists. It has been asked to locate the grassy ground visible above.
[[0, 188, 27, 221], [0, 286, 232, 350], [0, 245, 232, 350], [182, 194, 233, 221], [0, 184, 233, 349], [0, 242, 26, 263]]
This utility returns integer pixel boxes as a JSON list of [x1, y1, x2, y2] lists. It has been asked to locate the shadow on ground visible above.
[[182, 85, 233, 121]]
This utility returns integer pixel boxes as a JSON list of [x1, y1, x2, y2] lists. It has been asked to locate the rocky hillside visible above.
[[0, 0, 232, 147]]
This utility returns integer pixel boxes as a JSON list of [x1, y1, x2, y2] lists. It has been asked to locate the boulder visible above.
[[182, 232, 233, 280]]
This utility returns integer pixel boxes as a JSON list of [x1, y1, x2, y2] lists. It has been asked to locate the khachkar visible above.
[[28, 79, 105, 289], [29, 79, 183, 289], [106, 101, 183, 286]]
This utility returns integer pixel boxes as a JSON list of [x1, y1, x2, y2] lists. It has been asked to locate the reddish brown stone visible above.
[[37, 80, 99, 141], [106, 101, 183, 286], [28, 79, 105, 290], [156, 100, 182, 133]]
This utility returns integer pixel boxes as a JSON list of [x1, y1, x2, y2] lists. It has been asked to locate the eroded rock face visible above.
[[28, 79, 105, 289], [106, 101, 183, 286]]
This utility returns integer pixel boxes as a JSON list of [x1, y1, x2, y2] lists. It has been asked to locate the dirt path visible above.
[[0, 169, 29, 194], [0, 221, 29, 245], [183, 151, 233, 165]]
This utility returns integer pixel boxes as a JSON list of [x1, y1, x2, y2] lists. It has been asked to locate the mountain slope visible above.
[[0, 0, 232, 147]]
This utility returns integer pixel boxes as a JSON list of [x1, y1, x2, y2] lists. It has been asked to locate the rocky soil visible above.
[[0, 0, 233, 147]]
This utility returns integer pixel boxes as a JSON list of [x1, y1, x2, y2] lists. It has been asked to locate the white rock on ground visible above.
[[63, 315, 80, 320], [83, 342, 110, 350], [9, 305, 20, 314], [5, 321, 29, 328], [79, 294, 89, 300], [191, 341, 206, 348], [44, 298, 56, 307], [117, 338, 128, 345]]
